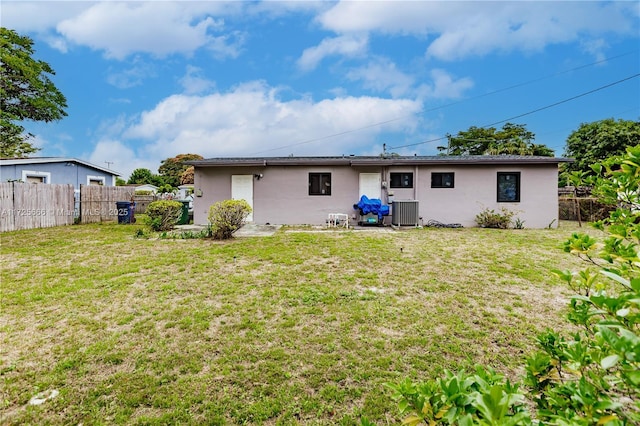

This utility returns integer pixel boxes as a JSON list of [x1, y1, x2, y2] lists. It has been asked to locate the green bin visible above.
[[177, 200, 190, 225]]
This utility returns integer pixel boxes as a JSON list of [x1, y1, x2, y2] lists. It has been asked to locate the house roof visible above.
[[188, 155, 573, 168], [0, 157, 121, 176]]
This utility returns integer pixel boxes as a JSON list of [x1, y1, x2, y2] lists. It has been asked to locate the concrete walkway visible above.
[[175, 223, 402, 237], [233, 224, 282, 237], [174, 223, 282, 237]]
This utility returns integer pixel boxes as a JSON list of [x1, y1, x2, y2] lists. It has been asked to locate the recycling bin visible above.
[[177, 200, 190, 225]]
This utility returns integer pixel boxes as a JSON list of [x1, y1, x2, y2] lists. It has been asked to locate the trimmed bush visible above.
[[145, 200, 182, 231], [208, 199, 252, 240]]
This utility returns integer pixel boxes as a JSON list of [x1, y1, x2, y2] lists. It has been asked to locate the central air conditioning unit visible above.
[[392, 200, 419, 226]]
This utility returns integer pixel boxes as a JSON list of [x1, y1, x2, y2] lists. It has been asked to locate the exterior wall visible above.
[[194, 165, 383, 225], [406, 164, 559, 228], [1, 162, 116, 189], [193, 163, 560, 228]]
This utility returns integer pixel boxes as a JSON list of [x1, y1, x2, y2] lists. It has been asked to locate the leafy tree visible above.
[[438, 122, 554, 156], [563, 118, 640, 175], [127, 168, 163, 186], [0, 27, 67, 157], [115, 177, 126, 186], [180, 165, 195, 185], [380, 146, 640, 425], [157, 184, 176, 194], [158, 153, 203, 187]]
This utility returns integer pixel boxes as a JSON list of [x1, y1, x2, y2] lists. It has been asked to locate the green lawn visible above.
[[0, 221, 597, 425]]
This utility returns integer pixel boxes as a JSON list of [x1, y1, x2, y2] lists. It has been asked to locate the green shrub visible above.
[[145, 200, 182, 231], [208, 199, 252, 240], [475, 207, 516, 229], [378, 145, 640, 425]]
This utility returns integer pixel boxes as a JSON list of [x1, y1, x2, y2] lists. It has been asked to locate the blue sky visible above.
[[4, 1, 639, 179]]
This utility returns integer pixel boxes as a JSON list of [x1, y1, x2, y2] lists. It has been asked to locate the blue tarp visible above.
[[353, 195, 390, 220]]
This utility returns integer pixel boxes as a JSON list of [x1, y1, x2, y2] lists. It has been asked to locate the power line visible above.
[[389, 73, 640, 150], [480, 73, 640, 129], [251, 50, 638, 155]]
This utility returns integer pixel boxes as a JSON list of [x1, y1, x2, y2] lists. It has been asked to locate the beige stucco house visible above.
[[189, 155, 571, 228]]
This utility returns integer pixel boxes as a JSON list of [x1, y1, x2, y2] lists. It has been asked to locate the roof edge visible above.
[[0, 157, 121, 176], [187, 155, 573, 167]]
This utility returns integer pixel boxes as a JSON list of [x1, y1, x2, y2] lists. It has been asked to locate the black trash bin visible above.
[[116, 201, 132, 224]]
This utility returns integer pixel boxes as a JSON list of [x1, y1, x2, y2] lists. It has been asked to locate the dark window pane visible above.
[[497, 172, 520, 202], [390, 173, 413, 188], [309, 173, 331, 196], [431, 172, 454, 188]]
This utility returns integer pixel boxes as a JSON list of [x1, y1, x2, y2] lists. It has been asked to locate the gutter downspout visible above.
[[414, 165, 419, 201]]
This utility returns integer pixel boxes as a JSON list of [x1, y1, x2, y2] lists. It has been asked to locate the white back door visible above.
[[359, 173, 381, 200], [231, 175, 254, 222]]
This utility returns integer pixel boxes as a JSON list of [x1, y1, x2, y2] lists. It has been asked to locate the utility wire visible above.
[[251, 50, 638, 155], [481, 73, 640, 129], [389, 73, 640, 150]]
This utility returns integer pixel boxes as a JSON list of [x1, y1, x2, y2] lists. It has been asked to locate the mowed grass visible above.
[[0, 221, 599, 425]]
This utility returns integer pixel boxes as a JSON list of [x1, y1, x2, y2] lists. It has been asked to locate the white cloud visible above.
[[179, 66, 215, 95], [5, 0, 636, 65], [416, 69, 474, 100], [316, 1, 639, 61], [1, 1, 91, 34], [88, 139, 156, 179], [580, 39, 609, 63], [55, 2, 241, 60], [106, 58, 156, 89], [346, 57, 415, 98], [316, 1, 446, 34], [346, 59, 473, 101], [122, 81, 422, 162], [249, 1, 330, 17], [297, 34, 369, 71]]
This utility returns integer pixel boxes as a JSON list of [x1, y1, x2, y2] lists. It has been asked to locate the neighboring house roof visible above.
[[0, 157, 121, 176], [188, 155, 573, 167]]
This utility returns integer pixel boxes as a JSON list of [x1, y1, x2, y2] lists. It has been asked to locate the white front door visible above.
[[359, 173, 381, 200], [231, 175, 254, 222]]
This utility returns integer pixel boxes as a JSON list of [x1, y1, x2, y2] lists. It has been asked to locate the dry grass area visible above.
[[0, 221, 599, 424]]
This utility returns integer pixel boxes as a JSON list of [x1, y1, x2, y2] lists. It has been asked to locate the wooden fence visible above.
[[79, 185, 135, 224], [0, 182, 75, 232], [558, 197, 613, 222], [0, 183, 172, 231], [78, 186, 158, 224], [132, 195, 156, 215]]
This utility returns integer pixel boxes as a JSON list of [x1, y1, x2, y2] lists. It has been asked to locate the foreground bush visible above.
[[381, 146, 640, 425], [208, 199, 252, 240], [145, 200, 182, 231]]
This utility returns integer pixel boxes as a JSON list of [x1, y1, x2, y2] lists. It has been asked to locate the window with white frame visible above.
[[87, 175, 106, 186], [21, 170, 51, 184]]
